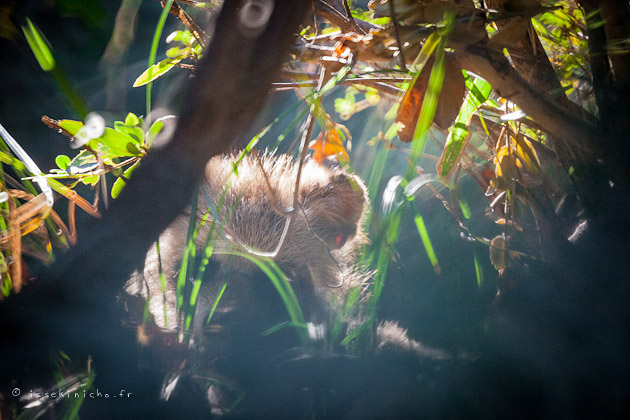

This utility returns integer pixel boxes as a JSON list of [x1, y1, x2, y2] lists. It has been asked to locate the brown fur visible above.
[[126, 152, 369, 330]]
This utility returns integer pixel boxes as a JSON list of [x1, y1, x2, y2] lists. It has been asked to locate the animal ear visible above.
[[304, 173, 368, 249]]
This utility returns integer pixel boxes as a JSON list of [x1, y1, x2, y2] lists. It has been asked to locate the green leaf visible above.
[[167, 30, 193, 45], [145, 120, 164, 147], [408, 43, 445, 163], [126, 143, 142, 155], [146, 0, 175, 117], [409, 32, 440, 73], [114, 121, 144, 145], [463, 72, 492, 104], [58, 119, 84, 135], [124, 112, 140, 126], [404, 12, 454, 176], [414, 213, 440, 275], [21, 18, 55, 72], [166, 46, 190, 58], [458, 198, 472, 220], [232, 253, 307, 340], [86, 127, 142, 158], [133, 57, 183, 87], [55, 155, 71, 170], [205, 282, 228, 324], [318, 66, 351, 96], [384, 122, 402, 141], [82, 175, 99, 185], [177, 190, 199, 311], [67, 149, 97, 171], [437, 76, 491, 179], [334, 88, 357, 120]]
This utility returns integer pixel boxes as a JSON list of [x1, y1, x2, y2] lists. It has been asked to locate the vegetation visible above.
[[1, 0, 629, 418]]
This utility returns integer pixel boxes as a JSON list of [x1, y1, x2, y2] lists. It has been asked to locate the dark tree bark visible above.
[[580, 0, 630, 194]]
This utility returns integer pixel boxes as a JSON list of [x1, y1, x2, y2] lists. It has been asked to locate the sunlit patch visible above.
[[72, 112, 105, 149], [307, 322, 326, 341]]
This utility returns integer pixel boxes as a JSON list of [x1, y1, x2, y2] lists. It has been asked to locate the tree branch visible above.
[[313, 0, 379, 34], [485, 0, 596, 122], [455, 41, 600, 154]]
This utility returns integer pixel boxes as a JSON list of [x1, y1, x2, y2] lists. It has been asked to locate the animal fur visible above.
[[125, 151, 370, 333]]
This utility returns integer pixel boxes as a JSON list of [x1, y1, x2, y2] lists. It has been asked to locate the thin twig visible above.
[[341, 0, 365, 34], [272, 78, 404, 96], [234, 68, 324, 259], [174, 62, 197, 71], [165, 0, 207, 46], [313, 0, 378, 34], [388, 0, 408, 71], [253, 150, 292, 216]]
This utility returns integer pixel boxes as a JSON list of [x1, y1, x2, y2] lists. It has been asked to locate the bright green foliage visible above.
[[350, 9, 391, 26], [21, 19, 55, 71], [335, 86, 381, 121], [533, 5, 591, 107], [410, 32, 440, 73], [145, 0, 175, 116], [408, 29, 448, 166], [473, 251, 484, 288], [177, 190, 199, 312], [133, 57, 185, 87], [55, 155, 71, 171], [22, 18, 89, 118], [145, 120, 164, 147], [233, 253, 309, 344], [111, 160, 139, 198], [437, 75, 491, 179], [413, 212, 439, 275], [49, 114, 164, 193], [335, 87, 358, 120]]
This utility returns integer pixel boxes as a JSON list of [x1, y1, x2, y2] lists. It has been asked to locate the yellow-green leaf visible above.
[[133, 57, 183, 87], [125, 112, 140, 126], [21, 18, 55, 71], [111, 161, 140, 198], [55, 155, 71, 170], [58, 119, 84, 136], [437, 77, 491, 179]]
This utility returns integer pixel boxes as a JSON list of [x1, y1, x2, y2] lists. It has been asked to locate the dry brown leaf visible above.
[[396, 53, 466, 142]]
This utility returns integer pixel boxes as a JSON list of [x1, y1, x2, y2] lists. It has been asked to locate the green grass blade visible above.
[[408, 44, 446, 169], [155, 239, 169, 326], [21, 18, 55, 71], [413, 212, 440, 275], [271, 106, 309, 151], [21, 19, 88, 118], [367, 207, 402, 321], [145, 0, 175, 118], [473, 251, 484, 288], [206, 281, 228, 324], [185, 276, 203, 330], [437, 76, 492, 179], [409, 31, 440, 73], [458, 197, 472, 220], [406, 11, 454, 177], [230, 252, 308, 343], [176, 186, 198, 310]]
